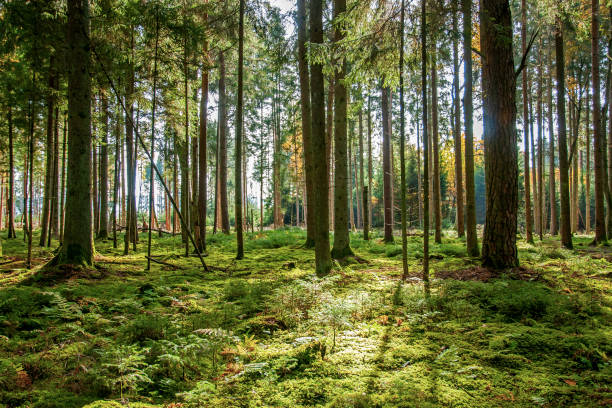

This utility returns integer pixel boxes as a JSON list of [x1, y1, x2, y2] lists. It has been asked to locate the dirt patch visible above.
[[435, 266, 541, 282]]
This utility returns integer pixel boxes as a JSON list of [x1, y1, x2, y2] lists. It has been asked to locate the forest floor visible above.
[[0, 228, 610, 407]]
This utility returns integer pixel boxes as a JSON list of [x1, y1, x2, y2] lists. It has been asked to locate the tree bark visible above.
[[548, 45, 558, 235], [40, 58, 56, 247], [480, 0, 519, 269], [197, 34, 209, 252], [7, 106, 16, 239]]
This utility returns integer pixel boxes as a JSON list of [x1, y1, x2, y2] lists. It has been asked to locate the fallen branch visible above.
[[145, 256, 187, 270]]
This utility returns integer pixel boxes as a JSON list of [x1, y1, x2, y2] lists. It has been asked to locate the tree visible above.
[[297, 0, 314, 248], [217, 51, 230, 234], [399, 0, 408, 279], [331, 0, 352, 259], [556, 18, 572, 249], [421, 0, 430, 293], [452, 0, 464, 238], [310, 0, 332, 275], [521, 0, 533, 244], [381, 86, 393, 243], [197, 20, 209, 252], [592, 0, 606, 244], [480, 0, 518, 269], [50, 0, 93, 266], [235, 0, 245, 260]]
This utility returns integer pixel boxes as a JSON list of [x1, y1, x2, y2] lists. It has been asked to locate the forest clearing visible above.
[[1, 0, 612, 406]]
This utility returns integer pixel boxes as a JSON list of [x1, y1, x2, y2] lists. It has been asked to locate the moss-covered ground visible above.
[[0, 228, 610, 407]]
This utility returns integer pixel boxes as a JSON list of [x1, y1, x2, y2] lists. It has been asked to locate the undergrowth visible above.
[[0, 229, 610, 407]]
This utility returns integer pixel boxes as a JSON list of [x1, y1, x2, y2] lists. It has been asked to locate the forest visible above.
[[0, 0, 610, 406]]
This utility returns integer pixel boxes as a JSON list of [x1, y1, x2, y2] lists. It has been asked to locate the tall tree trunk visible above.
[[124, 29, 137, 254], [217, 52, 230, 234], [556, 18, 573, 248], [382, 86, 394, 243], [310, 0, 332, 275], [52, 0, 93, 266], [7, 106, 15, 239], [60, 113, 67, 243], [98, 93, 109, 239], [180, 29, 190, 255], [359, 96, 368, 240], [463, 0, 479, 256], [399, 0, 409, 279], [235, 0, 245, 259], [421, 0, 430, 292], [326, 78, 334, 230], [113, 96, 121, 248], [331, 0, 352, 258], [40, 58, 56, 247], [452, 0, 464, 238], [27, 103, 34, 268], [530, 94, 539, 236], [432, 49, 442, 244], [297, 0, 315, 247], [198, 33, 209, 252], [537, 45, 544, 239], [592, 0, 606, 243], [586, 88, 591, 234], [521, 0, 533, 243], [548, 45, 558, 235], [93, 102, 99, 236], [480, 0, 519, 269]]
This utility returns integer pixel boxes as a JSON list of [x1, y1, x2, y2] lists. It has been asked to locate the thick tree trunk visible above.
[[556, 18, 573, 248], [60, 113, 67, 243], [310, 0, 332, 275], [235, 0, 245, 259], [331, 0, 352, 258], [592, 0, 606, 243], [382, 86, 394, 242], [399, 0, 408, 279], [326, 78, 334, 230], [480, 0, 519, 269], [52, 0, 93, 266], [586, 88, 591, 234], [463, 0, 479, 256]]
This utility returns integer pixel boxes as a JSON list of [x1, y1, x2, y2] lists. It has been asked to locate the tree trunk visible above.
[[421, 0, 430, 292], [432, 49, 442, 244], [310, 0, 332, 275], [98, 93, 109, 239], [548, 45, 558, 235], [521, 0, 533, 243], [297, 0, 315, 247], [592, 0, 606, 243], [52, 0, 93, 266], [217, 52, 230, 234], [331, 0, 352, 258], [537, 45, 544, 239], [40, 58, 56, 247], [399, 0, 409, 279], [452, 0, 464, 238], [480, 0, 519, 269], [7, 106, 16, 239], [198, 35, 209, 252], [463, 0, 479, 256], [556, 18, 573, 248], [382, 86, 394, 243], [235, 0, 245, 259], [326, 78, 334, 230]]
